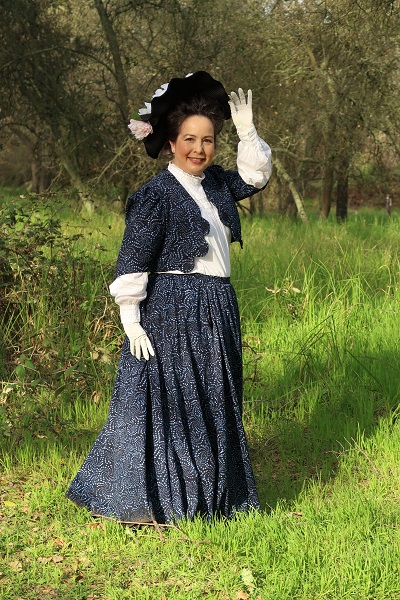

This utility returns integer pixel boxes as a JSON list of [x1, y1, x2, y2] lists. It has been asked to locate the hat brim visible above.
[[142, 71, 231, 159]]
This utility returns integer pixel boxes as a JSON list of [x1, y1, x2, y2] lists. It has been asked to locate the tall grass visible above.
[[232, 215, 400, 514], [1, 192, 400, 599]]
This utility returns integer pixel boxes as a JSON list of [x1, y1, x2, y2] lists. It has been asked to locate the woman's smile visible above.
[[170, 115, 215, 176], [188, 156, 205, 164]]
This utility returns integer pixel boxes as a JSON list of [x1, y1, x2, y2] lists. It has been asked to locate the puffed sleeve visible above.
[[236, 126, 272, 189], [115, 185, 166, 278], [109, 272, 148, 323]]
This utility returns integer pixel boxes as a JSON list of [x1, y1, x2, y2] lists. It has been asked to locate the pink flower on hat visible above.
[[128, 119, 153, 140]]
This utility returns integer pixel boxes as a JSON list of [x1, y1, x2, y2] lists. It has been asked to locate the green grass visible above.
[[1, 190, 400, 599]]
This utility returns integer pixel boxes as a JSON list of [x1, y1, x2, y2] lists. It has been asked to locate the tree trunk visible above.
[[274, 157, 308, 223], [94, 0, 129, 122], [31, 155, 40, 194], [336, 158, 349, 222], [31, 140, 51, 193], [249, 190, 264, 215], [256, 189, 264, 214], [320, 163, 334, 219], [279, 191, 297, 218], [55, 140, 93, 212]]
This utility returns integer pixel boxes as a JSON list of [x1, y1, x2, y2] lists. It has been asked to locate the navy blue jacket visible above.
[[115, 165, 263, 277]]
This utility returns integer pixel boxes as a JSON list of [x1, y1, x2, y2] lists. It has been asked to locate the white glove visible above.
[[228, 88, 255, 138], [123, 322, 155, 361]]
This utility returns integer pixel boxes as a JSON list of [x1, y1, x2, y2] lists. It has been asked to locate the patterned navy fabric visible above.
[[116, 166, 261, 276], [66, 165, 263, 523], [66, 274, 260, 523]]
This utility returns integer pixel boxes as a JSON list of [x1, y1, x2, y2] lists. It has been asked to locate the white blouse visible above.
[[110, 128, 272, 323]]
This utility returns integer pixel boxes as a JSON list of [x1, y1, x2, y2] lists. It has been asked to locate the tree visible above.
[[0, 0, 399, 217], [244, 0, 400, 219], [0, 0, 104, 204]]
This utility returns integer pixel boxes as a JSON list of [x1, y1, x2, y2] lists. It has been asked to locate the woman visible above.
[[66, 71, 272, 524]]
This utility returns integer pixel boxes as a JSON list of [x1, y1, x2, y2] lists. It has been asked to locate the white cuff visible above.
[[236, 124, 258, 142], [119, 304, 141, 324]]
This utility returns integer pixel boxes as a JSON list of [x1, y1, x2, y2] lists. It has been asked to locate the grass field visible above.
[[1, 191, 400, 599]]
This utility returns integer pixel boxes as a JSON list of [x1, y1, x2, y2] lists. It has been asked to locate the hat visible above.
[[129, 71, 231, 159]]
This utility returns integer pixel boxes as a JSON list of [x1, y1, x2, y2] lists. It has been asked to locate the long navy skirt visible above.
[[66, 273, 259, 523]]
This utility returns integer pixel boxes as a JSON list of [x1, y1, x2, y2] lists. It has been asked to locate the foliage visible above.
[[0, 194, 118, 427], [0, 0, 399, 214], [251, 0, 400, 217]]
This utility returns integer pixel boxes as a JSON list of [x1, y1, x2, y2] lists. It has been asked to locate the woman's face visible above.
[[170, 115, 215, 176]]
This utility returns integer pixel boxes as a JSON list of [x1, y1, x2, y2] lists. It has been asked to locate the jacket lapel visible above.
[[202, 170, 231, 228], [160, 168, 203, 218]]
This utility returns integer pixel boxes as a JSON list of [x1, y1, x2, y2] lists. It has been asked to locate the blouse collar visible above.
[[168, 162, 205, 188]]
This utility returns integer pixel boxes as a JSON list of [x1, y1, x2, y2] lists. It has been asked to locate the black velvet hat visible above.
[[138, 71, 231, 159]]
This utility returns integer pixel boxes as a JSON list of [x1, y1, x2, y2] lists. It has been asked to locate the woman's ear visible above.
[[169, 141, 175, 155]]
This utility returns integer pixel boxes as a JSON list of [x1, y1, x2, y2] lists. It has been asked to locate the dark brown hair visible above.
[[165, 96, 225, 144]]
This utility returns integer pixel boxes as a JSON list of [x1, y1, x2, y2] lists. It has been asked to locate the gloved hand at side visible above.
[[228, 88, 256, 140], [123, 322, 154, 361]]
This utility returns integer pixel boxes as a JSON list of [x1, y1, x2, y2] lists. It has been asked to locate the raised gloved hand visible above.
[[123, 322, 155, 361], [228, 88, 254, 138]]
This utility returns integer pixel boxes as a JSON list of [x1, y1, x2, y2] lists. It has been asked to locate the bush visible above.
[[0, 197, 119, 402]]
